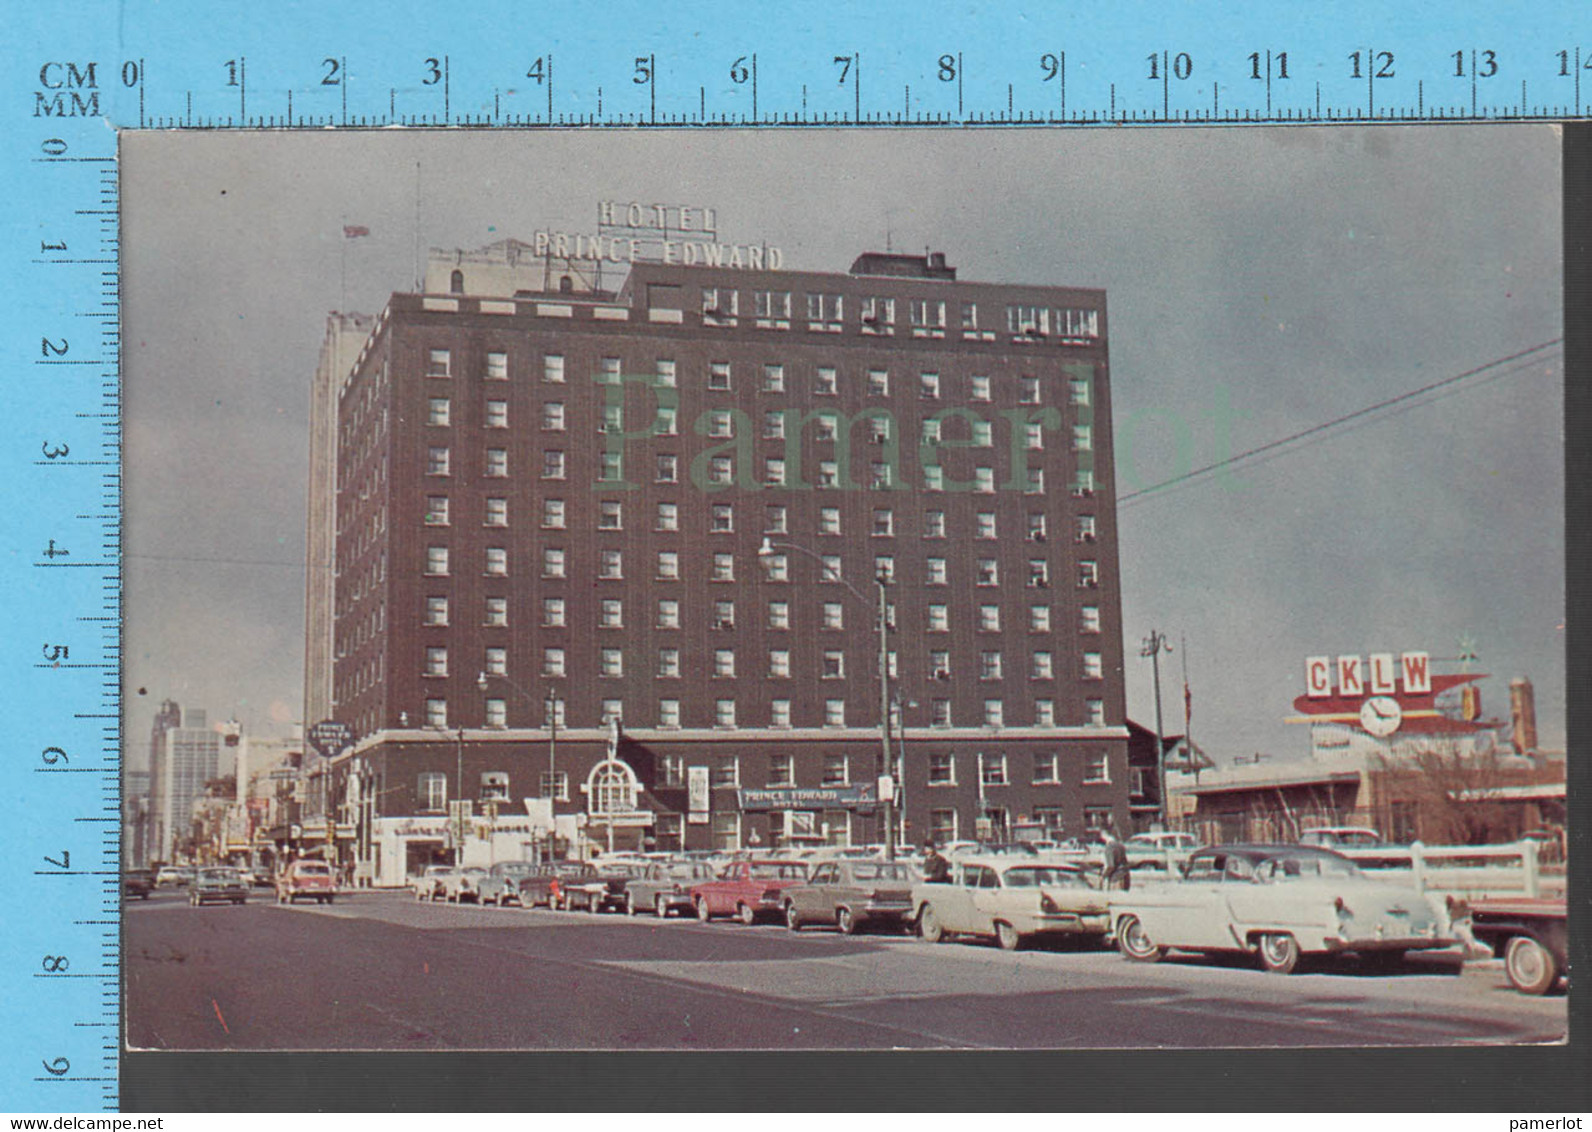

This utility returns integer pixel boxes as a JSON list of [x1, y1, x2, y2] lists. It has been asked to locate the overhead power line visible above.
[[1118, 338, 1562, 509]]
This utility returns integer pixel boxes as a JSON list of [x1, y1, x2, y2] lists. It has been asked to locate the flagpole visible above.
[[340, 214, 347, 311]]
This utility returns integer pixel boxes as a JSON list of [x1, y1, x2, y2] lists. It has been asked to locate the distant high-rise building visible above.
[[145, 699, 181, 864], [152, 708, 220, 863]]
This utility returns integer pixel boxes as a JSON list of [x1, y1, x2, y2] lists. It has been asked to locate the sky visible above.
[[121, 125, 1564, 769]]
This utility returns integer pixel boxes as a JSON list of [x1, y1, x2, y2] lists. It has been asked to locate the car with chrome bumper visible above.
[[1111, 844, 1455, 974], [1466, 897, 1567, 995], [622, 859, 719, 916], [189, 866, 250, 906], [275, 859, 337, 905], [913, 857, 1110, 950], [691, 860, 809, 924], [784, 859, 918, 934]]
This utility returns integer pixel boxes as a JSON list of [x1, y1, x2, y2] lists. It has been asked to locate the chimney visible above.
[[1509, 677, 1538, 754]]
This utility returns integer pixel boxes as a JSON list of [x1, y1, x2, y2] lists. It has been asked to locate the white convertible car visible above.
[[1111, 844, 1456, 974], [913, 856, 1111, 951]]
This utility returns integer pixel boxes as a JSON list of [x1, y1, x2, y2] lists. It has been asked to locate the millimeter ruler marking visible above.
[[1, 0, 1588, 1114]]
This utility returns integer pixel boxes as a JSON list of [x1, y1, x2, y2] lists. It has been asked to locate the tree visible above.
[[1372, 742, 1527, 845]]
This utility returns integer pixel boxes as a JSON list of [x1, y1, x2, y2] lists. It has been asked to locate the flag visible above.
[[343, 225, 370, 238], [1183, 680, 1192, 724]]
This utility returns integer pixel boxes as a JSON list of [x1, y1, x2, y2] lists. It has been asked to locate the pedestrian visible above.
[[1100, 829, 1131, 892], [921, 839, 952, 884]]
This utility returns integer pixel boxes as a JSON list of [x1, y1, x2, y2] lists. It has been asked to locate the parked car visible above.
[[477, 861, 540, 906], [1465, 897, 1567, 995], [1126, 832, 1199, 852], [784, 859, 919, 934], [124, 868, 155, 900], [440, 866, 489, 904], [412, 864, 453, 902], [623, 859, 720, 917], [913, 856, 1110, 951], [275, 859, 337, 905], [559, 861, 641, 913], [1297, 827, 1384, 849], [515, 861, 601, 909], [691, 859, 810, 924], [155, 865, 193, 888], [189, 866, 250, 906], [1111, 844, 1454, 974]]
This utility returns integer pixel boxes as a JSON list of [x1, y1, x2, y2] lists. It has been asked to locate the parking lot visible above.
[[125, 887, 1567, 1051]]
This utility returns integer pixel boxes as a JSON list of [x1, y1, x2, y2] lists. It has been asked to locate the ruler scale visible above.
[[0, 0, 1585, 1113]]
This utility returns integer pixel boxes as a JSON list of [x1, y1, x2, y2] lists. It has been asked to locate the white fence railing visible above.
[[1335, 840, 1561, 899]]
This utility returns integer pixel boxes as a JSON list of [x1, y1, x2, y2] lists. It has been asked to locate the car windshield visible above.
[[663, 863, 714, 880], [850, 863, 915, 881], [1255, 854, 1363, 882], [495, 863, 536, 876], [296, 863, 331, 875], [1003, 866, 1086, 888], [198, 869, 237, 881], [462, 867, 487, 875]]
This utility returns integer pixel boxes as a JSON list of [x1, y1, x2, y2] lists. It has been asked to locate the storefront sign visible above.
[[307, 719, 355, 758], [737, 784, 878, 812], [687, 765, 710, 824]]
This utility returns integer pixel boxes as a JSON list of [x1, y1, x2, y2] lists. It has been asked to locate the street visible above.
[[125, 888, 1567, 1051]]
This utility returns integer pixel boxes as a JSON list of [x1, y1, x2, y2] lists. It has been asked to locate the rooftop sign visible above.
[[531, 200, 783, 270]]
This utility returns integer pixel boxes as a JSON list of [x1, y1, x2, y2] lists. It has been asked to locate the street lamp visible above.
[[426, 723, 467, 867], [758, 536, 897, 860], [478, 670, 563, 855]]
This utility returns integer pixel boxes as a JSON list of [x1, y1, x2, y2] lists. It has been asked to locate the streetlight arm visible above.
[[758, 537, 875, 610]]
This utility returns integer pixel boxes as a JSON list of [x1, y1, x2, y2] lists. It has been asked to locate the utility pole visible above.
[[1141, 631, 1173, 830]]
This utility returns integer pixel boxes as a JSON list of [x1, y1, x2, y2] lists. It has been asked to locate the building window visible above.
[[542, 402, 566, 431], [1057, 308, 1100, 339], [1084, 752, 1111, 784], [714, 649, 736, 679], [871, 461, 894, 489], [600, 648, 624, 678], [822, 651, 845, 680], [655, 502, 679, 532], [1078, 561, 1100, 588], [425, 698, 448, 728], [425, 546, 449, 576], [768, 650, 790, 678], [542, 450, 566, 479], [600, 599, 624, 629], [968, 374, 992, 402], [1020, 376, 1041, 404], [768, 601, 790, 630], [1083, 652, 1104, 679], [1081, 606, 1101, 634], [711, 811, 741, 851], [818, 507, 842, 535], [981, 755, 1009, 787], [762, 554, 788, 582], [815, 366, 839, 396], [874, 556, 895, 584], [923, 465, 944, 492], [426, 348, 451, 378], [927, 754, 956, 785], [820, 555, 843, 584], [424, 595, 449, 626], [1025, 469, 1045, 495], [1030, 605, 1052, 633], [542, 354, 565, 383], [418, 772, 447, 811], [656, 454, 679, 483], [540, 771, 570, 803], [861, 297, 895, 333], [708, 504, 735, 534], [1076, 515, 1098, 543], [541, 548, 565, 578], [715, 701, 738, 730], [1069, 374, 1091, 405], [427, 397, 451, 427], [592, 501, 621, 531], [1026, 514, 1049, 543], [599, 549, 623, 579], [817, 461, 839, 489], [655, 405, 678, 436], [598, 357, 622, 385], [1086, 699, 1106, 727], [822, 754, 849, 786], [927, 604, 949, 632], [762, 409, 786, 440], [703, 289, 738, 327], [532, 500, 560, 530], [930, 699, 952, 728], [919, 371, 942, 400], [424, 496, 449, 526], [658, 699, 681, 729], [983, 701, 1005, 729], [929, 650, 951, 680], [708, 361, 732, 390], [1007, 304, 1046, 336], [1073, 425, 1093, 452], [926, 558, 948, 585], [765, 504, 788, 534], [425, 646, 448, 677], [929, 809, 959, 843], [753, 290, 791, 327], [1034, 699, 1056, 727], [770, 700, 792, 728], [483, 400, 507, 430], [977, 559, 1000, 586], [427, 447, 450, 477], [542, 597, 565, 627], [911, 301, 947, 337], [599, 452, 623, 482], [712, 553, 735, 582], [824, 700, 846, 728], [807, 293, 843, 326], [762, 364, 786, 393], [484, 700, 507, 729], [709, 456, 734, 486], [713, 600, 736, 630], [980, 651, 1004, 681], [482, 646, 507, 677], [657, 599, 680, 629], [1032, 652, 1054, 679], [1028, 560, 1050, 588], [483, 497, 507, 528], [485, 448, 508, 477], [654, 358, 677, 387], [707, 410, 734, 439], [978, 605, 1001, 632], [484, 597, 508, 627], [1072, 470, 1095, 497], [1025, 423, 1046, 451], [768, 753, 795, 786], [543, 648, 566, 678], [763, 458, 786, 486], [866, 368, 889, 397]]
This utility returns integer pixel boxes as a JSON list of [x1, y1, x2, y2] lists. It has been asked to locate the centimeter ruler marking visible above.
[[3, 3, 1587, 1114]]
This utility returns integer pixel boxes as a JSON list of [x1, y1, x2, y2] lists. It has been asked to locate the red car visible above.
[[691, 859, 809, 924], [275, 859, 337, 905]]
